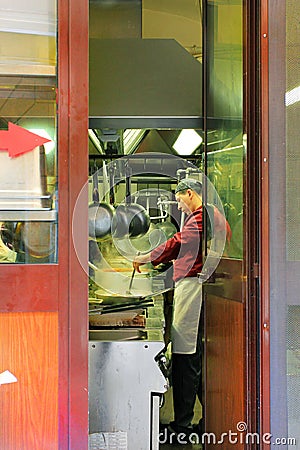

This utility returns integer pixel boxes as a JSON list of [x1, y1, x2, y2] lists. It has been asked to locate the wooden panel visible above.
[[56, 0, 89, 446], [204, 258, 244, 303], [0, 265, 59, 312], [204, 295, 245, 449], [0, 312, 58, 450], [67, 0, 89, 446], [57, 0, 72, 445]]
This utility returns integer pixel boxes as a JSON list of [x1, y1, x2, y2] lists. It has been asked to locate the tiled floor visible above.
[[159, 387, 202, 449]]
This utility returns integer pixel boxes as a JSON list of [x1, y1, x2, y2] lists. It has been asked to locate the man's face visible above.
[[175, 191, 192, 214]]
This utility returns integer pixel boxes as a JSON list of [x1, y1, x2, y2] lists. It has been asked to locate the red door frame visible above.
[[58, 0, 89, 447]]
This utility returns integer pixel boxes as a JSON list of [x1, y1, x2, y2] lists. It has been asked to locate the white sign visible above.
[[0, 370, 18, 385]]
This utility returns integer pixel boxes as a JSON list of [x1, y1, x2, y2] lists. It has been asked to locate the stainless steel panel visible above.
[[89, 328, 147, 341], [0, 210, 57, 221], [89, 38, 202, 126], [89, 341, 167, 450]]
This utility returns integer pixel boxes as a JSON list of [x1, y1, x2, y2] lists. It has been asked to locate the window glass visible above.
[[205, 0, 244, 259], [0, 0, 57, 264]]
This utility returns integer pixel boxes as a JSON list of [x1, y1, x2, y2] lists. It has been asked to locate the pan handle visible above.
[[92, 171, 100, 204], [109, 164, 115, 205], [88, 261, 100, 272], [125, 164, 132, 204]]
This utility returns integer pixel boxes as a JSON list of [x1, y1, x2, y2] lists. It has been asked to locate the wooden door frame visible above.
[[58, 0, 89, 448], [259, 0, 271, 446], [201, 0, 270, 446], [244, 0, 271, 444], [245, 0, 271, 444]]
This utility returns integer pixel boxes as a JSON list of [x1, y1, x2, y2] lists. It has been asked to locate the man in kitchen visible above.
[[133, 178, 206, 445]]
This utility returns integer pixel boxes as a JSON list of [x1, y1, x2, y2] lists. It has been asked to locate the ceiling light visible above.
[[123, 129, 145, 154], [173, 129, 202, 155]]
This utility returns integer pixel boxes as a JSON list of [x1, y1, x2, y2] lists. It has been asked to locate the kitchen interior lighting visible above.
[[123, 129, 145, 154], [173, 129, 202, 155], [285, 85, 300, 106], [88, 129, 105, 154]]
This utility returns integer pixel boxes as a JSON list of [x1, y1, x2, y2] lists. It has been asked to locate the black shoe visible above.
[[192, 418, 204, 437]]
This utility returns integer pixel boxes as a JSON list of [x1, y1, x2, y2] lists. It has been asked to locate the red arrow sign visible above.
[[0, 122, 52, 158]]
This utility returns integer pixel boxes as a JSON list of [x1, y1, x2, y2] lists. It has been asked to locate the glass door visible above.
[[202, 0, 246, 447]]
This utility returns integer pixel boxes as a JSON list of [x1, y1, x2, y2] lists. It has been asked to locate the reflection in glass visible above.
[[0, 0, 57, 264], [207, 144, 244, 259], [205, 0, 244, 259]]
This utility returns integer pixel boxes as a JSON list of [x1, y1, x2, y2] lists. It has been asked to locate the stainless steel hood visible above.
[[89, 38, 202, 129], [89, 38, 242, 131]]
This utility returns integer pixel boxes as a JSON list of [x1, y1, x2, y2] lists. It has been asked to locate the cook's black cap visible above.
[[175, 178, 202, 194]]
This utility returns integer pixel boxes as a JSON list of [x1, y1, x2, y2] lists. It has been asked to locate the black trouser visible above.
[[171, 316, 203, 430]]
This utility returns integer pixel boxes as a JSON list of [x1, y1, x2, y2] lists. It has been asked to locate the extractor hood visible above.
[[89, 38, 242, 131], [89, 38, 202, 129]]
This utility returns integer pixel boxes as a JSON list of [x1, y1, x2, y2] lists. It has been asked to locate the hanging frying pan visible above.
[[88, 167, 115, 239], [112, 164, 150, 238]]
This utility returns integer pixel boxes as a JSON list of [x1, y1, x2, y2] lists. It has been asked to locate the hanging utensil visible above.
[[92, 167, 100, 203], [102, 160, 110, 203], [126, 250, 141, 294], [88, 166, 115, 239], [109, 163, 116, 206], [112, 163, 150, 238]]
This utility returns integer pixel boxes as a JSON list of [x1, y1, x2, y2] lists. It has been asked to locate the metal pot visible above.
[[21, 221, 56, 258], [88, 202, 115, 239], [88, 169, 115, 239], [111, 203, 150, 238], [111, 164, 150, 238], [89, 261, 153, 296]]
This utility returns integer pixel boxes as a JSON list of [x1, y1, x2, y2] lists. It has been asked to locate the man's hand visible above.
[[133, 252, 151, 273]]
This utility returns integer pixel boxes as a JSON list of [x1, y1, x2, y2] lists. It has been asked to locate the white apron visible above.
[[171, 277, 203, 354]]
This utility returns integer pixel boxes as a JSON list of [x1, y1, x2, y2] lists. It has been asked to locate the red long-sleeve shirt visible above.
[[150, 207, 203, 282]]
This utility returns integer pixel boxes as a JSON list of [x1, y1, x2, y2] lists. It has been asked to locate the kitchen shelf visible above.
[[0, 209, 57, 222]]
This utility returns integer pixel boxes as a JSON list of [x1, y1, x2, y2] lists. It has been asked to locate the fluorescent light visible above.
[[123, 129, 145, 154], [88, 129, 105, 154], [286, 86, 300, 106], [173, 129, 202, 155]]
